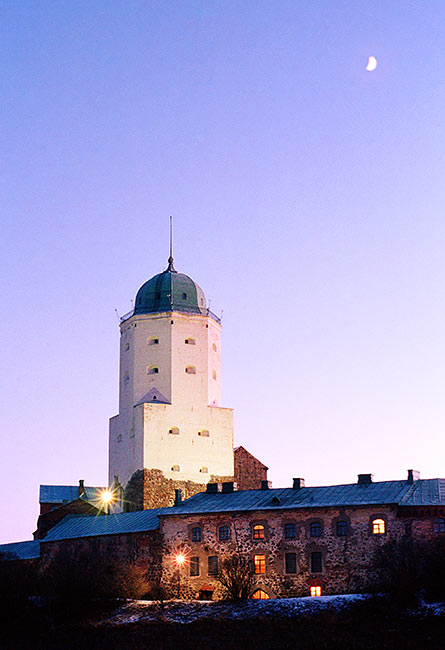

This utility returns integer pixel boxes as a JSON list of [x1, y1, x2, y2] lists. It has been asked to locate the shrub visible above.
[[217, 555, 255, 601]]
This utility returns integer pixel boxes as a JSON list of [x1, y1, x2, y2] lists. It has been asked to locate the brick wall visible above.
[[234, 446, 268, 491]]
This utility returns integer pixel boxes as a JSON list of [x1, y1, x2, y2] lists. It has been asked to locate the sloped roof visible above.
[[41, 508, 168, 542], [163, 479, 445, 516], [40, 485, 105, 505], [0, 540, 40, 560]]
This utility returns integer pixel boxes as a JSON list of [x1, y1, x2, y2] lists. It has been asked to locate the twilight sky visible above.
[[2, 1, 445, 544]]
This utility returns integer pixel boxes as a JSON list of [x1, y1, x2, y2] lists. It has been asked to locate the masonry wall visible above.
[[234, 446, 268, 490]]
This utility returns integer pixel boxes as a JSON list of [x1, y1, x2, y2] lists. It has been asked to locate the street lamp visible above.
[[175, 553, 186, 599]]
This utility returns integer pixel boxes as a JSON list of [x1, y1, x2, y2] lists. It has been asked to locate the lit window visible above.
[[190, 556, 199, 576], [284, 523, 296, 539], [208, 556, 218, 576], [218, 525, 230, 541], [198, 429, 210, 437], [310, 586, 322, 597], [171, 465, 180, 472], [311, 551, 322, 573], [254, 554, 266, 574], [253, 524, 265, 540], [285, 553, 297, 574], [372, 518, 386, 535], [168, 427, 180, 435], [185, 338, 196, 345], [191, 527, 202, 542], [434, 518, 445, 533], [185, 365, 196, 374], [251, 589, 269, 600], [336, 521, 348, 537], [147, 337, 159, 345], [199, 466, 208, 473], [310, 522, 322, 537], [147, 365, 159, 374]]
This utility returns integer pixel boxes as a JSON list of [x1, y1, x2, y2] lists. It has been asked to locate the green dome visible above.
[[134, 257, 206, 315]]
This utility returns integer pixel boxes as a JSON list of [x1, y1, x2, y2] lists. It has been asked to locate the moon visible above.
[[366, 56, 378, 71]]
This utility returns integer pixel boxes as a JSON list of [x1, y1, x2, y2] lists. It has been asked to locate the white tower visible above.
[[109, 253, 234, 491]]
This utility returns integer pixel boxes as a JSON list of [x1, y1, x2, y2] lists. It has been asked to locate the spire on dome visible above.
[[166, 215, 177, 273]]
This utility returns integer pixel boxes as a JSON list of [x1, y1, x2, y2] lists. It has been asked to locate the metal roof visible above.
[[42, 508, 168, 542], [40, 485, 105, 505], [163, 479, 445, 516], [0, 540, 40, 560]]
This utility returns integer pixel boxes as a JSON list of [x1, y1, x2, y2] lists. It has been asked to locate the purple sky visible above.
[[2, 1, 445, 544]]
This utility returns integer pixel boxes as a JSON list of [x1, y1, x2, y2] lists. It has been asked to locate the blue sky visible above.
[[2, 0, 445, 543]]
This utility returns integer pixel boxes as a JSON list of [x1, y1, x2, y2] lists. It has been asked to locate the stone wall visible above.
[[234, 446, 268, 490]]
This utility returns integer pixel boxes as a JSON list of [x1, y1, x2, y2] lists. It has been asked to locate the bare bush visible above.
[[217, 555, 255, 601]]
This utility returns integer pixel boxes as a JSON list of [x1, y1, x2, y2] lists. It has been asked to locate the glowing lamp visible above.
[[101, 489, 114, 504], [175, 553, 186, 566]]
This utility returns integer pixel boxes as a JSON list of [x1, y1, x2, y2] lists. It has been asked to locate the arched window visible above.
[[147, 337, 159, 345], [218, 525, 230, 541], [284, 523, 296, 539], [372, 518, 386, 534], [185, 338, 196, 345], [171, 464, 180, 472], [185, 365, 196, 374], [434, 518, 445, 533], [336, 521, 348, 537], [253, 524, 265, 540], [310, 522, 322, 538], [168, 427, 180, 435], [199, 466, 208, 473], [147, 365, 159, 374], [251, 589, 269, 600], [198, 429, 209, 437]]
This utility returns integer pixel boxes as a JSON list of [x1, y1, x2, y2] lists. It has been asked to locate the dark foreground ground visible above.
[[1, 597, 444, 650]]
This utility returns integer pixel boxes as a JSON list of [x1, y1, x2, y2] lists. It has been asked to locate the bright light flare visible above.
[[366, 55, 377, 72], [175, 553, 186, 566], [101, 489, 114, 504]]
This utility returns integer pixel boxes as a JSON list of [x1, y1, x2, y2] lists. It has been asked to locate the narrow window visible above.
[[285, 552, 297, 574], [147, 365, 159, 374], [212, 370, 217, 380], [171, 464, 180, 472], [190, 557, 200, 577], [251, 589, 270, 600], [254, 554, 266, 574], [434, 518, 445, 533], [310, 586, 322, 597], [198, 429, 210, 437], [310, 522, 322, 538], [284, 523, 296, 539], [208, 556, 219, 576], [191, 527, 202, 542], [336, 521, 348, 537], [124, 342, 130, 351], [199, 466, 208, 473], [182, 292, 187, 300], [185, 365, 196, 374], [117, 434, 122, 443], [372, 518, 386, 535], [168, 427, 180, 435], [185, 338, 196, 345], [253, 524, 265, 540], [212, 343, 217, 352], [147, 337, 159, 345], [218, 525, 230, 541], [311, 552, 322, 573]]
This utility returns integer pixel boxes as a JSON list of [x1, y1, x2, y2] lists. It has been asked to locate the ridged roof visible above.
[[0, 540, 40, 560], [40, 485, 105, 505]]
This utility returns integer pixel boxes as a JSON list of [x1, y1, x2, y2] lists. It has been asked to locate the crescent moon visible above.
[[366, 56, 378, 71]]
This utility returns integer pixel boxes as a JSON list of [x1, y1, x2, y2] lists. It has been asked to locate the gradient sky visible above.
[[2, 1, 445, 544]]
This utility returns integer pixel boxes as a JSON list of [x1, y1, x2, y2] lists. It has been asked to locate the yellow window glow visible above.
[[251, 589, 270, 600], [372, 518, 386, 534], [254, 554, 266, 574], [253, 524, 265, 540], [310, 586, 322, 597]]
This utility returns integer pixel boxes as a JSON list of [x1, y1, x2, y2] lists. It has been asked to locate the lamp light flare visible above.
[[101, 489, 114, 504], [175, 553, 186, 565], [366, 56, 378, 72]]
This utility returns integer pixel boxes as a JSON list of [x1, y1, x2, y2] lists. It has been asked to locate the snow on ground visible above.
[[102, 594, 368, 626]]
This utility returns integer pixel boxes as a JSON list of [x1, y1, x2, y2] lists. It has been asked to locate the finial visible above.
[[166, 215, 177, 272]]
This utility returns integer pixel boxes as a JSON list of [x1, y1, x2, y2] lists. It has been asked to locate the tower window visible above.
[[198, 429, 209, 437], [169, 427, 180, 435], [185, 338, 196, 345], [185, 365, 196, 374], [212, 370, 217, 380], [117, 434, 122, 443], [125, 342, 130, 351], [199, 466, 208, 473], [171, 465, 180, 472], [182, 293, 187, 300], [147, 337, 159, 345], [372, 518, 386, 535], [212, 343, 217, 352], [147, 365, 159, 374]]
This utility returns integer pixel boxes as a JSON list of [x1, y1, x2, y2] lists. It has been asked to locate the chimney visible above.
[[206, 483, 219, 494], [222, 481, 234, 493], [174, 489, 182, 506], [261, 480, 272, 490], [407, 469, 420, 484], [78, 479, 85, 496], [293, 478, 305, 490], [358, 474, 373, 485]]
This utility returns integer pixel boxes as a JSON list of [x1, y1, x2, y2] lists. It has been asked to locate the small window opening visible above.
[[185, 365, 196, 374], [147, 337, 159, 345], [372, 518, 386, 534], [169, 427, 180, 435], [254, 554, 266, 574], [212, 370, 217, 380], [147, 365, 159, 374], [185, 338, 196, 345], [199, 466, 208, 473], [198, 429, 209, 437], [253, 524, 265, 540], [182, 292, 187, 300], [212, 343, 217, 352], [310, 586, 322, 597], [251, 589, 270, 600], [171, 464, 180, 472], [117, 434, 122, 443]]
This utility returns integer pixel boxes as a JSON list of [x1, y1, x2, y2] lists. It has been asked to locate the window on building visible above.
[[253, 524, 265, 540], [147, 337, 159, 345], [185, 365, 196, 374], [254, 554, 266, 574], [198, 429, 210, 437], [208, 556, 219, 576], [182, 293, 187, 300], [212, 343, 217, 352], [124, 342, 130, 351], [185, 338, 196, 345], [251, 589, 270, 600], [168, 427, 180, 435], [171, 465, 180, 472], [155, 292, 161, 300], [311, 551, 322, 573], [199, 466, 208, 473], [372, 518, 386, 535], [191, 527, 202, 542], [212, 370, 217, 380], [310, 586, 322, 597], [117, 434, 122, 443], [285, 553, 297, 574], [310, 522, 322, 537], [434, 518, 445, 533], [284, 523, 296, 539], [190, 557, 200, 577], [336, 521, 348, 537], [218, 525, 230, 541], [147, 365, 159, 374]]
